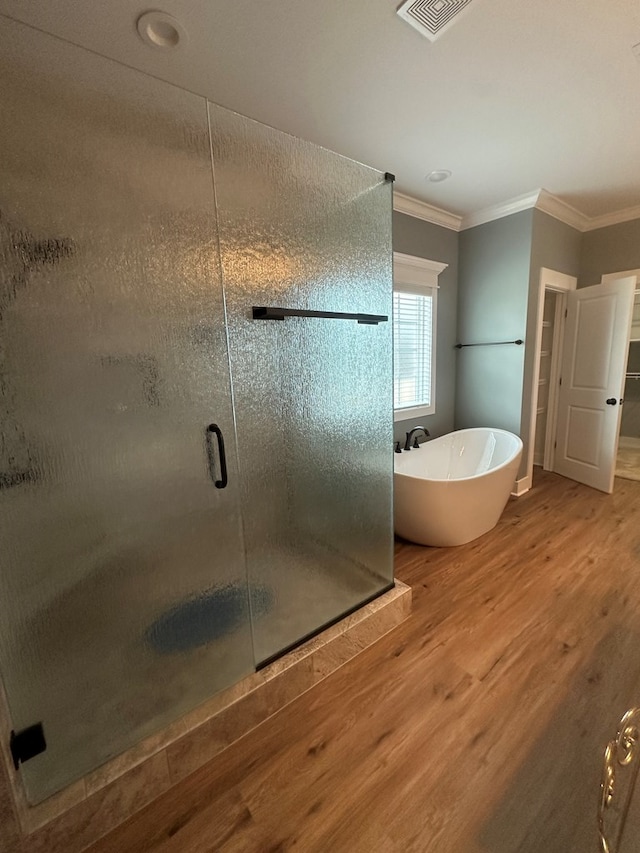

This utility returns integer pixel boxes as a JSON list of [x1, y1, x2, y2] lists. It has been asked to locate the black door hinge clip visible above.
[[10, 723, 46, 770]]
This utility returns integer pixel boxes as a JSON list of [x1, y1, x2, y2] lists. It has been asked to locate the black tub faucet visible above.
[[404, 426, 430, 450]]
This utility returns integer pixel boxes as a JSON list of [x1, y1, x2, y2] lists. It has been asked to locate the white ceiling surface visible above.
[[1, 0, 640, 223]]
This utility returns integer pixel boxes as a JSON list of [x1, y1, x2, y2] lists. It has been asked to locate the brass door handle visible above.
[[599, 707, 640, 853]]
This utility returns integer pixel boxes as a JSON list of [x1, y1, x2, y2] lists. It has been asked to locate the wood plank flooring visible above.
[[88, 471, 640, 853]]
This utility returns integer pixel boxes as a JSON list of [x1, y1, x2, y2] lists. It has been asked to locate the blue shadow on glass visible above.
[[146, 585, 272, 654]]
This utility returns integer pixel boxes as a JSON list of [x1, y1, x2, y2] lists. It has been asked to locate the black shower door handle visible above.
[[206, 423, 228, 489]]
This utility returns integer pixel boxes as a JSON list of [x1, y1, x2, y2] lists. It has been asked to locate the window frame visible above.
[[392, 252, 447, 423]]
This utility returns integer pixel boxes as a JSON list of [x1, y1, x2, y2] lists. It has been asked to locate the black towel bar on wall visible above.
[[252, 307, 388, 325], [455, 339, 524, 349]]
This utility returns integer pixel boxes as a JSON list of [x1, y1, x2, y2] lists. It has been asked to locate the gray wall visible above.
[[579, 219, 640, 287], [519, 210, 582, 475], [395, 208, 640, 481], [529, 210, 582, 279], [392, 211, 458, 442], [455, 210, 534, 447]]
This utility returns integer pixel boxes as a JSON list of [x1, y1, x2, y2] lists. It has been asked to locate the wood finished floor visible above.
[[88, 470, 640, 853]]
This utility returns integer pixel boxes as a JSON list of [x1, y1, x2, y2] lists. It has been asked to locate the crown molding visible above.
[[583, 204, 640, 232], [394, 188, 640, 234], [393, 191, 463, 231], [460, 190, 542, 230], [534, 189, 589, 231]]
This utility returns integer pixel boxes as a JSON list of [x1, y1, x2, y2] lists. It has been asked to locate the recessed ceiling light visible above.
[[136, 11, 187, 50], [426, 169, 452, 183]]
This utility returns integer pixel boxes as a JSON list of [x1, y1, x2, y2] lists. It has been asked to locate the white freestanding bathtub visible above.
[[393, 428, 523, 547]]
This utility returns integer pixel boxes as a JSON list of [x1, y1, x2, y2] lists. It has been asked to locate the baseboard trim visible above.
[[512, 475, 531, 497]]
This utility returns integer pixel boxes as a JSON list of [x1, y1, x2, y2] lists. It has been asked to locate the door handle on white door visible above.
[[606, 398, 618, 405]]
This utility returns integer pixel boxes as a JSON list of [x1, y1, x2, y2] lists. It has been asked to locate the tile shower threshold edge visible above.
[[0, 580, 411, 843]]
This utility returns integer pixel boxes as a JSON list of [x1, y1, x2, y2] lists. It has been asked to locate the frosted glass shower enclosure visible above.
[[0, 20, 393, 804]]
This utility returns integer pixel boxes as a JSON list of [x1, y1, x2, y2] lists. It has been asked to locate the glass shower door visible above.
[[209, 104, 394, 665], [0, 22, 253, 803]]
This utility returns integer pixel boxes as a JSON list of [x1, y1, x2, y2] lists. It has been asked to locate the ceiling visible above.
[[1, 0, 640, 228]]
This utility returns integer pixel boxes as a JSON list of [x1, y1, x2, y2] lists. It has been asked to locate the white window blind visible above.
[[392, 252, 446, 421], [393, 288, 434, 411]]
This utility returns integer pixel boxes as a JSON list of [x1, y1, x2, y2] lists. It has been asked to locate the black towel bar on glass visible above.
[[252, 307, 388, 325], [455, 339, 524, 349]]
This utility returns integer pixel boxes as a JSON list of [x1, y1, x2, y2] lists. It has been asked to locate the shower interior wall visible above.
[[0, 18, 394, 806]]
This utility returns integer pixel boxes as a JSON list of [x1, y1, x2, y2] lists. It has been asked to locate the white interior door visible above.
[[554, 278, 635, 493]]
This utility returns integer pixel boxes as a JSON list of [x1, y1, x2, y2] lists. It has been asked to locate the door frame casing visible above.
[[524, 267, 577, 489], [601, 269, 640, 285], [542, 288, 569, 471]]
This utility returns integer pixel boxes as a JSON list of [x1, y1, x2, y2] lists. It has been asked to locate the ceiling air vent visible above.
[[397, 0, 479, 42]]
